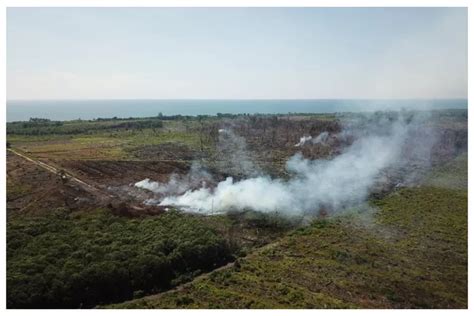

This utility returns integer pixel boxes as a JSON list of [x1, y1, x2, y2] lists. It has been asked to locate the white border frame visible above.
[[1, 1, 471, 315]]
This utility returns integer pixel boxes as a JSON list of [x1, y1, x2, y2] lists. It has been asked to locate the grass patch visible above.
[[8, 127, 204, 161], [423, 153, 467, 190]]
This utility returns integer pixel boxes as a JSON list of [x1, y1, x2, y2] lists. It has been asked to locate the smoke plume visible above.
[[295, 135, 312, 147], [312, 131, 329, 145], [135, 162, 213, 196], [156, 113, 431, 216], [216, 128, 261, 177]]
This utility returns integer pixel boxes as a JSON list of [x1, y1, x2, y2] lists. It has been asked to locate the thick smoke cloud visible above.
[[154, 113, 428, 216], [135, 113, 434, 216]]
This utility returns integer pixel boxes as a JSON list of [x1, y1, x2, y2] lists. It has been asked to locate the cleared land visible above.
[[6, 110, 467, 308]]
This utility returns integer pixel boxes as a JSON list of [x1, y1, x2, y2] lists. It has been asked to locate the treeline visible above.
[[7, 118, 163, 135], [431, 108, 468, 119], [7, 112, 342, 136], [7, 210, 235, 308]]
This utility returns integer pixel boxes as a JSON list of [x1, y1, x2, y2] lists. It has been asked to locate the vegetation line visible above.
[[110, 236, 283, 307]]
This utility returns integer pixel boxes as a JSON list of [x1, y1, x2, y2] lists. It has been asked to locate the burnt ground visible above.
[[57, 159, 189, 188], [128, 142, 207, 161]]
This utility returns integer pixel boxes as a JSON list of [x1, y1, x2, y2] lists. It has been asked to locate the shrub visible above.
[[7, 210, 235, 308]]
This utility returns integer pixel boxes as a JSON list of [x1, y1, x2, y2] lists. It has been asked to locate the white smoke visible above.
[[294, 132, 331, 147], [295, 135, 312, 147], [135, 178, 167, 192], [216, 127, 261, 177], [160, 114, 417, 215], [134, 162, 212, 196], [312, 131, 329, 145]]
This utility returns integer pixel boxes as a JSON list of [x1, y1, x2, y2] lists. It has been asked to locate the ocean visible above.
[[6, 99, 467, 122]]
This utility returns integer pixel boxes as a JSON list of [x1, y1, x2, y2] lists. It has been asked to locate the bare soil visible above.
[[7, 152, 100, 216]]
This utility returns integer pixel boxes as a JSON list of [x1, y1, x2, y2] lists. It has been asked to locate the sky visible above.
[[7, 7, 468, 100]]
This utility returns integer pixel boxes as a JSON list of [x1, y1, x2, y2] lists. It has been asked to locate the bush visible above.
[[6, 118, 163, 135], [7, 210, 235, 308]]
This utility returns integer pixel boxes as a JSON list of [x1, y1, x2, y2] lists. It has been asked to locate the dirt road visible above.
[[7, 148, 113, 198]]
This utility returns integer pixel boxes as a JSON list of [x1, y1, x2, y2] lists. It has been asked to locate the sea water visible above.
[[6, 99, 467, 122]]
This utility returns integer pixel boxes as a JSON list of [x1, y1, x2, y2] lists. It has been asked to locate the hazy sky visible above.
[[7, 7, 467, 100]]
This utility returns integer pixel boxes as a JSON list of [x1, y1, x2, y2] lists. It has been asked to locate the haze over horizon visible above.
[[7, 7, 467, 100]]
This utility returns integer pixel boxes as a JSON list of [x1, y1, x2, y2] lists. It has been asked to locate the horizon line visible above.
[[7, 97, 468, 102]]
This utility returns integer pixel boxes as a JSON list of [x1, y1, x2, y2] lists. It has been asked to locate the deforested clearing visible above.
[[7, 110, 467, 308]]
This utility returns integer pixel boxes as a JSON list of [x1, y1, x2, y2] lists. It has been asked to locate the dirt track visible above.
[[108, 235, 283, 308], [7, 148, 177, 216], [8, 148, 112, 199]]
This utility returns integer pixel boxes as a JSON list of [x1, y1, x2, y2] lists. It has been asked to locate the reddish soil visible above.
[[7, 152, 100, 216], [55, 159, 190, 187], [7, 153, 181, 217]]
